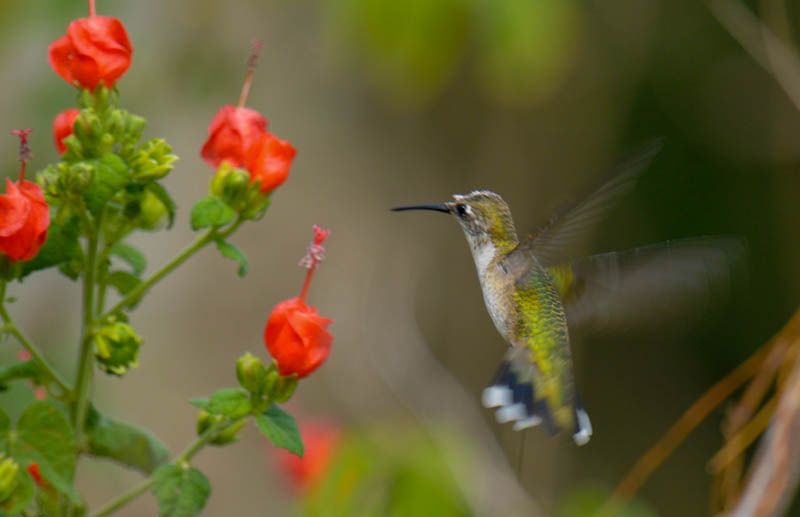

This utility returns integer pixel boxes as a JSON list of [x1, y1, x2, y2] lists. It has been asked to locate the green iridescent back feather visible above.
[[510, 262, 576, 431]]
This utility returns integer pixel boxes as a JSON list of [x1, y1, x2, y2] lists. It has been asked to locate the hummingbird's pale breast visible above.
[[473, 246, 516, 342]]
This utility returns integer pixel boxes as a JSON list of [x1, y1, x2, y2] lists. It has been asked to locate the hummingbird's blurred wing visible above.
[[547, 237, 749, 338], [523, 140, 662, 267]]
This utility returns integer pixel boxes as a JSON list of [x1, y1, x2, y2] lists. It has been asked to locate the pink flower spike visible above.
[[298, 225, 330, 304], [17, 350, 32, 361], [11, 129, 33, 181]]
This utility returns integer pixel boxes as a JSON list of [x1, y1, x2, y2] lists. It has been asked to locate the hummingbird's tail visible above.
[[481, 361, 593, 446]]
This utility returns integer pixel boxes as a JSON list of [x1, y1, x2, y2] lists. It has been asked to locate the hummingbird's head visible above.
[[393, 190, 519, 273]]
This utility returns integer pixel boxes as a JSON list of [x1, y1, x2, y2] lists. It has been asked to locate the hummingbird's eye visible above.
[[456, 204, 467, 217]]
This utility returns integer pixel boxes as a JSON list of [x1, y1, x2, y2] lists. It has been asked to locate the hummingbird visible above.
[[393, 143, 746, 445]]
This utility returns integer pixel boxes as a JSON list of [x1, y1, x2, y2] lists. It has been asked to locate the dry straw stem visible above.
[[610, 308, 800, 505], [708, 0, 800, 113], [709, 337, 790, 513], [730, 312, 800, 516]]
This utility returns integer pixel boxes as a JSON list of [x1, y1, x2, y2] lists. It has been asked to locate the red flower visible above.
[[48, 16, 133, 90], [244, 133, 296, 193], [264, 226, 332, 378], [27, 462, 43, 485], [53, 109, 80, 153], [0, 180, 50, 262], [275, 421, 341, 492], [201, 105, 295, 194], [265, 298, 333, 378], [200, 105, 267, 170]]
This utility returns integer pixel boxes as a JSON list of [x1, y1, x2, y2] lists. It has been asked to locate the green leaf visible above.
[[190, 196, 235, 231], [20, 215, 83, 280], [0, 465, 33, 515], [214, 239, 248, 277], [110, 242, 147, 276], [255, 404, 304, 457], [15, 451, 81, 504], [0, 407, 9, 452], [0, 361, 45, 391], [13, 401, 76, 480], [85, 153, 132, 215], [109, 270, 142, 296], [147, 182, 177, 229], [188, 398, 209, 411], [151, 464, 211, 517], [86, 406, 169, 475], [11, 401, 80, 504], [207, 388, 251, 419]]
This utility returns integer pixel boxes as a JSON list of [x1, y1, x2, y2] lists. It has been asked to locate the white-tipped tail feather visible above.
[[482, 386, 513, 408], [495, 403, 527, 423], [484, 360, 593, 445], [512, 415, 542, 431], [573, 408, 593, 446]]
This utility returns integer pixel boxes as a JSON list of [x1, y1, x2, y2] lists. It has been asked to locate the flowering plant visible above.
[[0, 2, 332, 515]]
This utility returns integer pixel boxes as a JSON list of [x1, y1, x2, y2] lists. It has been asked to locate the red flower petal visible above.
[[48, 16, 132, 89], [0, 180, 50, 262], [53, 109, 81, 154], [264, 297, 333, 378], [201, 105, 267, 169], [0, 180, 30, 237], [244, 132, 296, 193]]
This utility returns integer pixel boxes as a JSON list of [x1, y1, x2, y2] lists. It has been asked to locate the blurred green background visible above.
[[1, 0, 799, 515]]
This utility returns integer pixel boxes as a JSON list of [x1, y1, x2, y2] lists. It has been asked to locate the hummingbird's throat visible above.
[[469, 239, 497, 277]]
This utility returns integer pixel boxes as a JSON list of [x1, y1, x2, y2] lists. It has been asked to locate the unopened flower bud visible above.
[[271, 374, 298, 403], [94, 322, 142, 376], [126, 114, 147, 140], [209, 163, 251, 209], [131, 138, 178, 181], [236, 352, 268, 394], [196, 410, 246, 446], [135, 190, 168, 230]]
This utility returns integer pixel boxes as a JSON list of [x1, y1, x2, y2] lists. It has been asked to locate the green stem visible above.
[[95, 222, 135, 316], [0, 281, 71, 395], [73, 229, 99, 444], [101, 217, 244, 320], [90, 418, 241, 517]]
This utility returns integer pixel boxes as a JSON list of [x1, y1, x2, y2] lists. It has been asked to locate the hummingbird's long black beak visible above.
[[391, 203, 451, 214]]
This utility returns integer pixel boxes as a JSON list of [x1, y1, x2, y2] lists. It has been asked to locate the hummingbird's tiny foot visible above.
[[482, 386, 513, 408], [496, 403, 527, 423], [512, 415, 542, 431]]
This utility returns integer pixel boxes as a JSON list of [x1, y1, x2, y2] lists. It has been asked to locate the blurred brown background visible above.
[[1, 0, 799, 514]]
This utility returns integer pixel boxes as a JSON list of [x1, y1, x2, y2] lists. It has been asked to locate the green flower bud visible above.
[[131, 138, 178, 181], [135, 190, 168, 230], [196, 410, 246, 446], [271, 374, 298, 403], [94, 322, 142, 376], [96, 85, 111, 110], [99, 133, 115, 153], [88, 113, 104, 141], [78, 88, 93, 109], [263, 367, 279, 396], [236, 353, 268, 394], [0, 455, 19, 503], [209, 163, 251, 209], [196, 409, 219, 436], [126, 114, 147, 141], [240, 191, 271, 221], [107, 109, 126, 137]]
